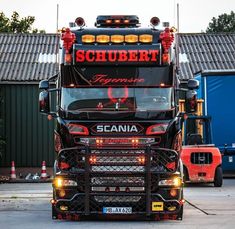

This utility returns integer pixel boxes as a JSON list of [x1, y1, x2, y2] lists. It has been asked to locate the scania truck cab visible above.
[[39, 15, 198, 221]]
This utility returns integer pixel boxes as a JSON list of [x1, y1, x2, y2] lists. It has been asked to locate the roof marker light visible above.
[[125, 34, 138, 43], [82, 34, 95, 43], [111, 35, 124, 43], [96, 15, 140, 28], [114, 19, 121, 24], [96, 35, 110, 43], [139, 34, 153, 43], [106, 19, 112, 24]]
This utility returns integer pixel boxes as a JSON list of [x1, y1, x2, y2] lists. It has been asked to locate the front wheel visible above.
[[52, 188, 58, 219], [214, 166, 223, 187], [177, 205, 183, 220], [183, 166, 189, 183]]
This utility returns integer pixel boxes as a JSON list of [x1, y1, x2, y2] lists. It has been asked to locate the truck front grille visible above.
[[191, 152, 213, 164], [57, 147, 179, 174], [91, 149, 144, 172], [91, 176, 145, 186], [91, 176, 145, 193]]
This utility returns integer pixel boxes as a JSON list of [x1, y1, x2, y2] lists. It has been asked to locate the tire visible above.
[[183, 166, 189, 183], [52, 204, 58, 219], [214, 166, 223, 187], [177, 205, 183, 220]]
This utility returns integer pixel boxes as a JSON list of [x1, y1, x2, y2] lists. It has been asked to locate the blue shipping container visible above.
[[195, 70, 235, 172]]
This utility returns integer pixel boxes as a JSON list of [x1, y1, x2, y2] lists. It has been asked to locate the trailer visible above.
[[195, 70, 235, 172]]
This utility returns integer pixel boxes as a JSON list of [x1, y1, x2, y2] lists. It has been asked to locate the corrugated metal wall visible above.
[[0, 84, 55, 167]]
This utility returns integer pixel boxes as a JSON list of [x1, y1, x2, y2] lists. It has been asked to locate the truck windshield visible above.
[[61, 87, 173, 112]]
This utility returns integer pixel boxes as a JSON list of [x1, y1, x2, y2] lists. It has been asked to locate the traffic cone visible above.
[[10, 161, 16, 179], [40, 161, 47, 179]]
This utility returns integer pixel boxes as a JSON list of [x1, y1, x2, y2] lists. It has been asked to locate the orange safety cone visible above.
[[40, 161, 47, 179], [10, 161, 16, 179]]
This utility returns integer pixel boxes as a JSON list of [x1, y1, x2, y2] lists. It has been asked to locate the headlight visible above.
[[54, 178, 77, 187], [158, 177, 182, 187]]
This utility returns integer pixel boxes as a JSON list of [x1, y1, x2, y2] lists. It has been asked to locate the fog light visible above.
[[54, 178, 77, 187], [55, 178, 63, 188], [50, 199, 57, 205], [63, 180, 77, 187], [168, 206, 176, 211], [59, 189, 66, 198], [169, 189, 177, 197], [158, 177, 182, 187], [60, 205, 68, 211], [173, 177, 182, 187]]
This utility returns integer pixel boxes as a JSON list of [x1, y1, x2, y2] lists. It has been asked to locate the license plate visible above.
[[103, 207, 132, 214]]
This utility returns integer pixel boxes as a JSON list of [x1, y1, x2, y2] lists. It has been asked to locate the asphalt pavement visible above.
[[0, 180, 235, 229]]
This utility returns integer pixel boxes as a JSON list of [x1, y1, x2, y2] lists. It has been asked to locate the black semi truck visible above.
[[39, 15, 198, 220]]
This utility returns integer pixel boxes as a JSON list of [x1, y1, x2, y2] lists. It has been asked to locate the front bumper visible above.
[[53, 192, 182, 219], [52, 145, 183, 219]]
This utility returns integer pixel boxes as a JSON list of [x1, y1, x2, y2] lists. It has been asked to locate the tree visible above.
[[206, 11, 235, 33], [0, 11, 45, 33]]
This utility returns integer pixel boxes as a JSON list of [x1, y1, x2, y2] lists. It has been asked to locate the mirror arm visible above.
[[176, 88, 188, 92], [48, 88, 60, 93], [176, 111, 185, 118], [48, 73, 59, 82], [48, 112, 57, 118]]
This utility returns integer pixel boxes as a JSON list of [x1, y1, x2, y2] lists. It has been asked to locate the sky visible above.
[[1, 0, 235, 33]]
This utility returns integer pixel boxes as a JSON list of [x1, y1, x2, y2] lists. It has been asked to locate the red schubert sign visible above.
[[73, 45, 161, 65]]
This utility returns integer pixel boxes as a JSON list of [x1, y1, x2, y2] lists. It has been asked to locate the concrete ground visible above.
[[0, 180, 235, 229]]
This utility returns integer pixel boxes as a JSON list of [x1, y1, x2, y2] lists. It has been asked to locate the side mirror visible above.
[[39, 80, 49, 90], [185, 90, 197, 113], [187, 79, 199, 90], [39, 91, 50, 113]]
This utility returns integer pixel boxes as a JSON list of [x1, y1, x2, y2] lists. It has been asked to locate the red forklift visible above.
[[181, 115, 223, 187]]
